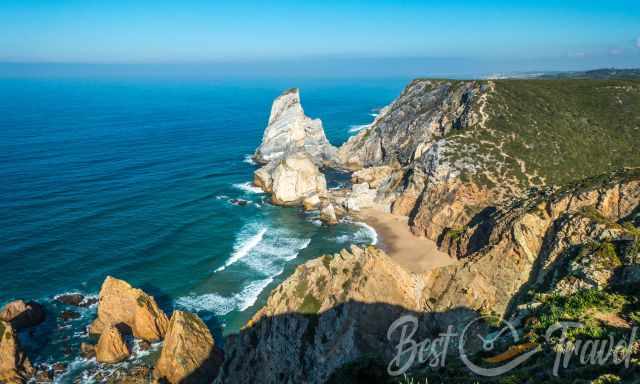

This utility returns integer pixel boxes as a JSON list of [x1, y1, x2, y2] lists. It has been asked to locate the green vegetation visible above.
[[322, 255, 332, 270], [294, 278, 309, 299], [298, 293, 321, 315], [447, 79, 640, 190], [136, 294, 149, 307], [528, 289, 628, 341]]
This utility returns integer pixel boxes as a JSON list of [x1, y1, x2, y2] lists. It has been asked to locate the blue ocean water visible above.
[[0, 75, 406, 375]]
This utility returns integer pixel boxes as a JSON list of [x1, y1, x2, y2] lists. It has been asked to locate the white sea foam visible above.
[[355, 221, 378, 245], [369, 112, 379, 117], [215, 225, 268, 272], [349, 124, 370, 133], [243, 154, 257, 165], [233, 182, 264, 194], [176, 276, 275, 316], [182, 225, 311, 316]]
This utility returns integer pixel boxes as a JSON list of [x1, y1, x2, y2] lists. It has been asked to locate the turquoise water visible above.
[[0, 75, 406, 373]]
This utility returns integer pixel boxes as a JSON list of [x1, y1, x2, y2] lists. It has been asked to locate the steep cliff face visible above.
[[218, 246, 477, 384], [337, 79, 640, 243], [254, 88, 336, 165], [220, 170, 640, 383]]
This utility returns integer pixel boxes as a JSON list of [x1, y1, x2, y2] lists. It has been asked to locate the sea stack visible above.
[[254, 88, 336, 165], [253, 89, 337, 207]]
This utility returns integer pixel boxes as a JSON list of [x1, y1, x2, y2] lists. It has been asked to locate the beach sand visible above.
[[357, 208, 457, 273]]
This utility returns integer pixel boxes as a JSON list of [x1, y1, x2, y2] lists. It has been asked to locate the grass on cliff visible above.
[[449, 79, 640, 190]]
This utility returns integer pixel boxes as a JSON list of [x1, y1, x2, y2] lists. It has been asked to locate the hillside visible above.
[[337, 78, 640, 240], [537, 68, 640, 80]]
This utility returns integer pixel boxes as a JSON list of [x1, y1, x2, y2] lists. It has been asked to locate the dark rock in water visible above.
[[138, 340, 151, 351], [0, 300, 45, 330], [54, 294, 97, 307], [34, 365, 53, 383], [54, 294, 84, 306], [59, 310, 81, 322], [51, 362, 66, 376], [230, 198, 249, 206], [80, 342, 96, 359]]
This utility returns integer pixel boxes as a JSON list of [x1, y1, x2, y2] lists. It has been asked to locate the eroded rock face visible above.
[[220, 171, 640, 383], [96, 325, 130, 364], [0, 300, 45, 330], [89, 276, 169, 342], [254, 88, 336, 165], [220, 245, 478, 384], [154, 311, 222, 384], [319, 203, 338, 225], [337, 80, 482, 169], [0, 321, 33, 384], [261, 152, 328, 205]]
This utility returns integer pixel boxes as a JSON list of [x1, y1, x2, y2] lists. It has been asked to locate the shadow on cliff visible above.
[[214, 300, 491, 384]]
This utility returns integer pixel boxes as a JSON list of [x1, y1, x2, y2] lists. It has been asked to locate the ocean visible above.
[[0, 74, 406, 378]]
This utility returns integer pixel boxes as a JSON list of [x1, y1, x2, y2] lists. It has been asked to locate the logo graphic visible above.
[[458, 315, 540, 376]]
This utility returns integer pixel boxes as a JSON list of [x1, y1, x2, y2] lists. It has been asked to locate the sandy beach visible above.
[[357, 208, 457, 273]]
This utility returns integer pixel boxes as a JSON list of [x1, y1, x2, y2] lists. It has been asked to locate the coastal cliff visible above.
[[219, 169, 640, 382], [222, 78, 640, 382], [4, 77, 640, 383]]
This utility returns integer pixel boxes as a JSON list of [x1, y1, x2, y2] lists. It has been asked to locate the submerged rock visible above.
[[59, 310, 81, 322], [96, 325, 130, 364], [0, 300, 45, 330], [254, 88, 336, 165], [89, 276, 169, 342], [79, 342, 96, 359], [0, 321, 34, 384], [154, 310, 222, 384], [54, 293, 97, 307]]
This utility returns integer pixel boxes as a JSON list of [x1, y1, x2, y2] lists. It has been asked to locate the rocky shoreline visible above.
[[3, 78, 640, 383]]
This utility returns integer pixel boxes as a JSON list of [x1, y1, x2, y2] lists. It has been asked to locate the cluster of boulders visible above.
[[0, 276, 223, 384], [251, 88, 398, 225], [85, 276, 223, 383], [251, 88, 347, 224]]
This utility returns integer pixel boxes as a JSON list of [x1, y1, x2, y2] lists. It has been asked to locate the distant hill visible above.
[[537, 68, 640, 80]]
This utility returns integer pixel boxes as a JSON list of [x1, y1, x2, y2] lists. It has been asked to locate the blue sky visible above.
[[0, 0, 638, 73]]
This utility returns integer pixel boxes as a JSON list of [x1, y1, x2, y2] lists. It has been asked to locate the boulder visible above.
[[302, 194, 321, 211], [153, 311, 222, 384], [0, 321, 34, 384], [59, 310, 81, 322], [320, 204, 338, 225], [55, 293, 97, 307], [80, 342, 96, 359], [89, 276, 169, 342], [344, 183, 377, 211], [254, 88, 336, 165], [0, 300, 45, 330], [96, 325, 130, 364], [270, 153, 327, 205]]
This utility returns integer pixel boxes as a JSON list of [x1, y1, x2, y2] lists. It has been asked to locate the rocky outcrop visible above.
[[154, 311, 222, 384], [89, 276, 169, 342], [0, 321, 33, 384], [255, 152, 328, 205], [96, 325, 130, 364], [54, 293, 97, 307], [0, 300, 45, 330], [220, 170, 640, 382], [319, 203, 338, 224], [254, 88, 336, 165], [337, 80, 483, 168]]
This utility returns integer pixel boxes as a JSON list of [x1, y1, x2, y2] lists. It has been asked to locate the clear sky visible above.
[[1, 0, 638, 74]]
